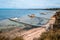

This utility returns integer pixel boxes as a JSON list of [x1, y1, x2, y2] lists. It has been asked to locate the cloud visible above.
[[0, 0, 60, 8], [49, 4, 60, 6]]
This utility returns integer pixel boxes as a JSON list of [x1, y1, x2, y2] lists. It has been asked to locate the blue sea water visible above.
[[0, 9, 56, 29], [0, 9, 55, 20]]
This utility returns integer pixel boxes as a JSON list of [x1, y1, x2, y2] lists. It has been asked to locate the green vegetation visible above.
[[38, 29, 60, 40], [0, 35, 9, 40], [0, 11, 60, 40], [38, 11, 60, 40], [13, 36, 24, 40], [0, 36, 24, 40], [43, 8, 60, 10], [54, 11, 60, 29]]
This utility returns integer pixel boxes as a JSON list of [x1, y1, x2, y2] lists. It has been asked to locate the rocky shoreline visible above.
[[0, 10, 60, 40]]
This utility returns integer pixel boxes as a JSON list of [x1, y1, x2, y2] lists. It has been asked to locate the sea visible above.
[[0, 9, 55, 20], [0, 9, 56, 29]]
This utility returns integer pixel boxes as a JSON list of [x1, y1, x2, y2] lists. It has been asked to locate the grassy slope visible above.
[[38, 11, 60, 40]]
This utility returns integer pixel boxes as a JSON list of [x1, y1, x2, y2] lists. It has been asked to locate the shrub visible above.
[[13, 36, 24, 40]]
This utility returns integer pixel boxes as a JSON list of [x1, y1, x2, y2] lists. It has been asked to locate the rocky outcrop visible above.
[[53, 11, 60, 29]]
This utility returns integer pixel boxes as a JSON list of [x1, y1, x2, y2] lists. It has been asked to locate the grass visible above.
[[38, 10, 60, 40]]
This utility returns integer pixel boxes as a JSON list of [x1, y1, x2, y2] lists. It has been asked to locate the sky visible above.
[[0, 0, 60, 9]]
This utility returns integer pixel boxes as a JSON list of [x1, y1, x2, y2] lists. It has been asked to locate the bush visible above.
[[38, 11, 60, 40], [0, 35, 9, 40], [0, 35, 24, 40], [13, 36, 24, 40], [38, 29, 60, 40]]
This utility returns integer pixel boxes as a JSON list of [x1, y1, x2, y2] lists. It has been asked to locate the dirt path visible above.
[[22, 27, 46, 40], [0, 27, 46, 40]]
